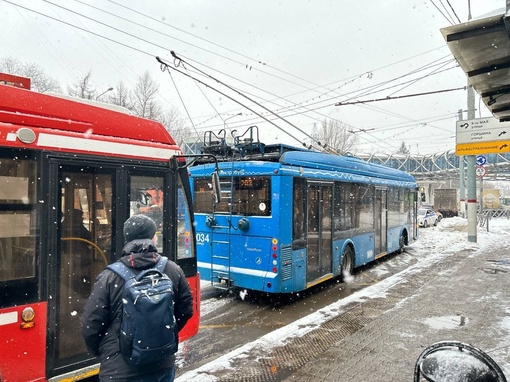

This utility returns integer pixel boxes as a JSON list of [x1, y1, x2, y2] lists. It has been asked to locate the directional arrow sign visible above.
[[476, 155, 487, 166], [456, 117, 510, 144], [456, 141, 510, 155]]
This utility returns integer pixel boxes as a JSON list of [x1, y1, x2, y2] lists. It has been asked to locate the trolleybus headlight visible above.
[[205, 215, 216, 227], [237, 217, 250, 231]]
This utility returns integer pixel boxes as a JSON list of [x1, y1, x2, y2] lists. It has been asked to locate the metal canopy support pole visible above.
[[466, 83, 477, 243], [458, 109, 466, 218]]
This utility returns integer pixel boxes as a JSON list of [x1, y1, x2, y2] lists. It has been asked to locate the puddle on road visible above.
[[422, 315, 469, 330]]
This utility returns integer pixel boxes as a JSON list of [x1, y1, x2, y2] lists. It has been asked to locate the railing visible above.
[[477, 209, 510, 231]]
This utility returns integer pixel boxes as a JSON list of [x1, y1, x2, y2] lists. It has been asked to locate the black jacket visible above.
[[81, 239, 193, 380]]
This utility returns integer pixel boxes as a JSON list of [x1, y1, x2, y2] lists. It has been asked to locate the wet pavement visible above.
[[176, 226, 510, 381]]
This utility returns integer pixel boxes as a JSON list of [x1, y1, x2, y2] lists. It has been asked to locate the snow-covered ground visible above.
[[177, 217, 510, 381]]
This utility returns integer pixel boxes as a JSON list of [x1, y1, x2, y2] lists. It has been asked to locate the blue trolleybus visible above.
[[189, 127, 419, 293]]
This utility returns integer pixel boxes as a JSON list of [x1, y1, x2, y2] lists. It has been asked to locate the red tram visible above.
[[0, 75, 199, 381]]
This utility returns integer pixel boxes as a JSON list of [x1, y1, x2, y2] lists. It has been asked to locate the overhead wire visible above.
[[73, 0, 463, 140], [6, 0, 465, 155], [429, 0, 455, 25], [445, 0, 462, 23], [165, 67, 201, 139], [438, 0, 458, 25], [156, 56, 318, 150], [183, 60, 461, 152], [3, 1, 155, 57], [48, 0, 140, 89], [105, 0, 340, 92]]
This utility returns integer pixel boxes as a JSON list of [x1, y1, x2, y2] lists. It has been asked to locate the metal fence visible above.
[[477, 209, 510, 231]]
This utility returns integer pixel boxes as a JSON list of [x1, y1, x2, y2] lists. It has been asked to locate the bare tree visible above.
[[0, 56, 61, 93], [131, 71, 161, 120], [159, 106, 192, 145], [396, 141, 410, 155], [311, 119, 359, 154], [108, 81, 132, 109], [67, 71, 95, 99]]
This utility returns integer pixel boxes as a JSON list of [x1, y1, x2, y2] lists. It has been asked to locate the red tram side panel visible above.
[[0, 303, 47, 382]]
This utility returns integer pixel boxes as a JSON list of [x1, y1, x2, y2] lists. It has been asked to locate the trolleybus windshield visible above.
[[194, 176, 271, 216]]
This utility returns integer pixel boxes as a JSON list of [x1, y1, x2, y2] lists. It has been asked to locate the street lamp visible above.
[[96, 87, 113, 100]]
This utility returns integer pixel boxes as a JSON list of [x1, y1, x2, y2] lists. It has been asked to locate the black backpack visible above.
[[107, 257, 177, 365]]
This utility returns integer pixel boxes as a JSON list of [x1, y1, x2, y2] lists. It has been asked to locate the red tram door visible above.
[[50, 164, 115, 376], [48, 161, 171, 378], [306, 183, 333, 284]]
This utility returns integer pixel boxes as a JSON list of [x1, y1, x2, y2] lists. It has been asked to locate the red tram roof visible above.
[[0, 84, 176, 145]]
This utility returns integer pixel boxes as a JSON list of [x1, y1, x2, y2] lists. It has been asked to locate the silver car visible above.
[[418, 208, 438, 228]]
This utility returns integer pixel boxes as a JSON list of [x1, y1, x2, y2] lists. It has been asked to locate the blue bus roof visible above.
[[280, 150, 416, 183], [191, 144, 416, 185]]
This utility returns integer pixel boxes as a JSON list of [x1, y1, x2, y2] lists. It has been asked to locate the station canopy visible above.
[[441, 8, 510, 121]]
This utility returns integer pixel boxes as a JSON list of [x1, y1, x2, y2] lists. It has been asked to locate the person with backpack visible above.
[[81, 214, 193, 381]]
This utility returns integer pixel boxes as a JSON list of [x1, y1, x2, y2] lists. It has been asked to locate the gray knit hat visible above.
[[123, 215, 157, 243]]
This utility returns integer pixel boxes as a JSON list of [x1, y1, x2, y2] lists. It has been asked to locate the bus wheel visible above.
[[340, 246, 354, 281], [398, 232, 406, 254]]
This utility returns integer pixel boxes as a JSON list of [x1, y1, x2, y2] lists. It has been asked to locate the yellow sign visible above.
[[456, 140, 510, 155], [483, 189, 500, 209]]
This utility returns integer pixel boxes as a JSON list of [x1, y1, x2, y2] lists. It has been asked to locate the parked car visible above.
[[422, 204, 444, 221], [418, 208, 438, 227]]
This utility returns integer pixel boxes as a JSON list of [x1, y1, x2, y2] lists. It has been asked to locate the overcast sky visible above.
[[1, 0, 505, 154]]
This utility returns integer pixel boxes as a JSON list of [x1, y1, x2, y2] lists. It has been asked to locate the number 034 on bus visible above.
[[189, 127, 419, 294]]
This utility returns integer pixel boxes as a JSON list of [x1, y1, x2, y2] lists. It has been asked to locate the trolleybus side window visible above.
[[332, 182, 374, 235], [0, 154, 37, 282], [293, 178, 306, 248]]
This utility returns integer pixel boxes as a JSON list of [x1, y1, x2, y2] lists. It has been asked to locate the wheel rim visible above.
[[341, 248, 353, 276]]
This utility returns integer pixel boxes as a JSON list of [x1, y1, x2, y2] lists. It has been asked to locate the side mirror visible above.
[[139, 192, 152, 206], [414, 341, 506, 382], [212, 172, 221, 204]]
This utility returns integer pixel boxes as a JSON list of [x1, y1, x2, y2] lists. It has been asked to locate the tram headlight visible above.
[[20, 307, 35, 329]]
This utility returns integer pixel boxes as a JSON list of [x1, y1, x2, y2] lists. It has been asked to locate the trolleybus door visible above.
[[306, 183, 333, 283], [49, 163, 115, 375], [374, 188, 388, 256]]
